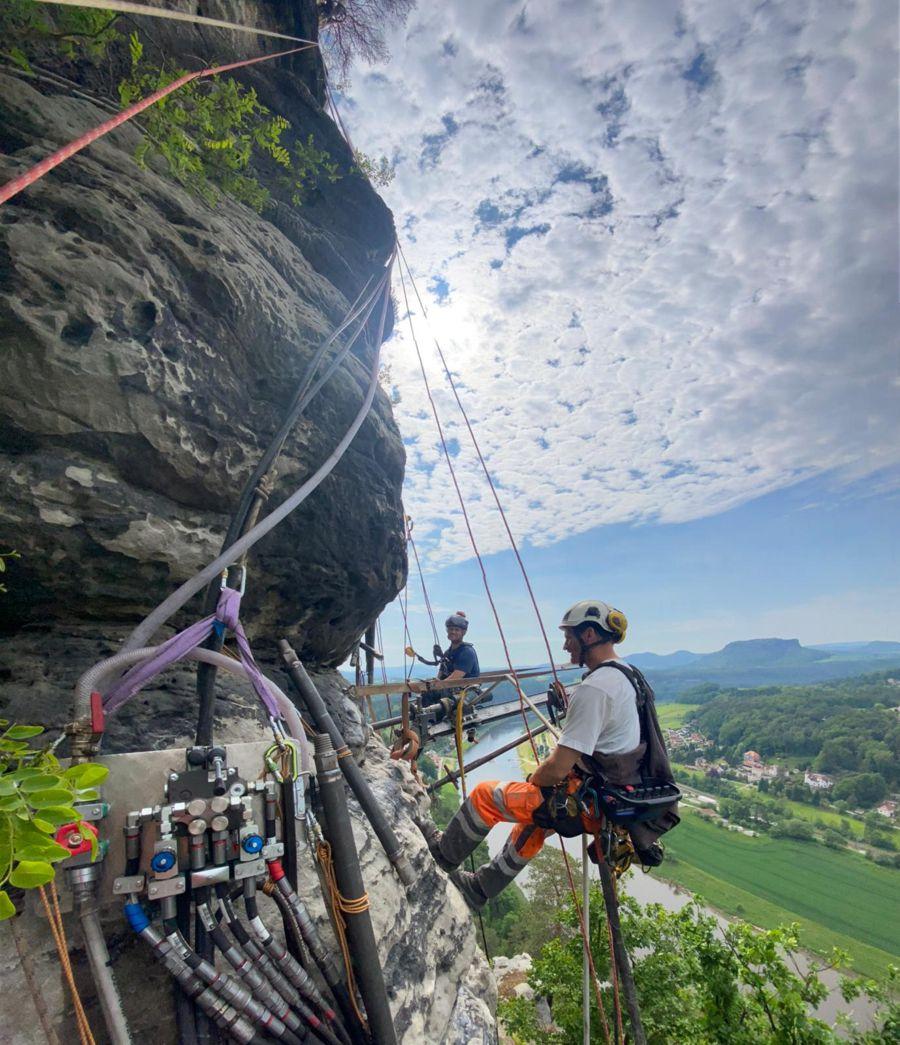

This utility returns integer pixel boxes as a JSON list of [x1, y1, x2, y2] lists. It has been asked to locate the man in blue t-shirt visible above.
[[437, 611, 480, 681]]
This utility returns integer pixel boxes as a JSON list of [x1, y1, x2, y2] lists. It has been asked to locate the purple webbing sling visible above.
[[103, 586, 280, 719]]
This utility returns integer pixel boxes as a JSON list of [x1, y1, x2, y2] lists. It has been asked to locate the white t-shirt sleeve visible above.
[[558, 677, 611, 755]]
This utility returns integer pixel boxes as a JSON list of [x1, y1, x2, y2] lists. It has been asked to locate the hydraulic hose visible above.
[[197, 899, 319, 1044], [114, 266, 392, 658], [313, 733, 397, 1045], [214, 886, 337, 1035], [241, 878, 351, 1045], [124, 906, 260, 1045], [73, 645, 307, 746], [278, 643, 415, 889], [194, 266, 391, 746], [163, 922, 304, 1045]]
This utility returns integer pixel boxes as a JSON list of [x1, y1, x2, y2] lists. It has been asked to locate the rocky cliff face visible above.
[[0, 4, 496, 1041], [0, 1, 405, 674]]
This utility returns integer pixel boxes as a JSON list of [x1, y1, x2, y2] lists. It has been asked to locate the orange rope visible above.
[[315, 842, 370, 1029], [39, 883, 96, 1045]]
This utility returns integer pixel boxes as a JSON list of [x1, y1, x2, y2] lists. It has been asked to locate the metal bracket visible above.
[[112, 875, 146, 895], [232, 857, 265, 881], [190, 866, 230, 889], [261, 842, 284, 861], [148, 875, 186, 900]]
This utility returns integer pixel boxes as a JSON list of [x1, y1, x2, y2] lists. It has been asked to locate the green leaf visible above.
[[31, 819, 55, 835], [13, 768, 51, 782], [63, 764, 108, 788], [27, 789, 74, 808], [0, 779, 17, 796], [0, 796, 23, 812], [5, 726, 44, 740], [30, 806, 78, 826], [75, 788, 100, 802], [9, 860, 55, 889], [19, 775, 63, 793], [16, 841, 70, 863], [0, 890, 15, 921]]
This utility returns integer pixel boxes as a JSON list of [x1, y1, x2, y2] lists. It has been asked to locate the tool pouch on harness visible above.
[[531, 785, 585, 837], [582, 662, 681, 849]]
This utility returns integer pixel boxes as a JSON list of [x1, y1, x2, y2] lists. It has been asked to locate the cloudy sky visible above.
[[334, 0, 899, 662]]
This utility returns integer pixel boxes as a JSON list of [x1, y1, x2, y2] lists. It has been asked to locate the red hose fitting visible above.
[[267, 858, 285, 881]]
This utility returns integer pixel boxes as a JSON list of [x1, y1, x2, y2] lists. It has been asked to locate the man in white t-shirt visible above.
[[420, 599, 643, 910]]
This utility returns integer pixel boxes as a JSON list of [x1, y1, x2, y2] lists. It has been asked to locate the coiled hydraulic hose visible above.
[[73, 645, 307, 749]]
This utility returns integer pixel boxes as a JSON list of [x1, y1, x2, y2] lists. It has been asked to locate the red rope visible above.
[[399, 246, 616, 1042], [405, 516, 440, 647], [398, 243, 565, 696], [398, 264, 540, 760], [375, 618, 393, 717], [0, 44, 316, 206]]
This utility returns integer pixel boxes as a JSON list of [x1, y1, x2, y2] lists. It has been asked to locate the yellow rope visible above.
[[315, 842, 370, 1028], [39, 883, 96, 1045], [454, 689, 469, 800]]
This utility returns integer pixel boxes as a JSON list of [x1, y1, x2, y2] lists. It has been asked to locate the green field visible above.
[[658, 809, 898, 978], [672, 761, 898, 841], [655, 702, 699, 728]]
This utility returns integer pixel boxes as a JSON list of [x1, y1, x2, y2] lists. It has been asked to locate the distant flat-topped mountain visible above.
[[627, 637, 900, 699]]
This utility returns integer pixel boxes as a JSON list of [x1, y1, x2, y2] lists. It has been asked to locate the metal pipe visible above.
[[278, 641, 415, 888], [506, 676, 561, 738], [76, 891, 132, 1044], [582, 837, 590, 1045], [427, 724, 550, 791], [314, 733, 397, 1045], [597, 861, 647, 1045], [364, 626, 376, 687]]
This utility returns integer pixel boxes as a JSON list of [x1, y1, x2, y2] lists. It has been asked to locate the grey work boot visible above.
[[415, 818, 458, 872], [463, 826, 538, 906], [449, 869, 488, 911]]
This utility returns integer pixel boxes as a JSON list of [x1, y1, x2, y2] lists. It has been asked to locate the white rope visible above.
[[36, 0, 317, 45]]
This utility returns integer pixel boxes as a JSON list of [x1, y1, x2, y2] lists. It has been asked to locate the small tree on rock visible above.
[[317, 0, 416, 76]]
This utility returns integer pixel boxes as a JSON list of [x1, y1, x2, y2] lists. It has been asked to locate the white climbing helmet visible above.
[[558, 600, 628, 642]]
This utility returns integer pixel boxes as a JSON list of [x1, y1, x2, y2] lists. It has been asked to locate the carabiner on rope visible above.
[[220, 563, 247, 595]]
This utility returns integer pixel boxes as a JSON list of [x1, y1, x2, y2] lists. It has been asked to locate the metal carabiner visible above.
[[220, 563, 247, 595]]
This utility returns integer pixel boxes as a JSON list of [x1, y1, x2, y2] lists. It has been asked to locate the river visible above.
[[451, 714, 877, 1032]]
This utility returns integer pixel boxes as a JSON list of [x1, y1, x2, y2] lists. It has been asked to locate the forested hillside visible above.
[[688, 670, 900, 799]]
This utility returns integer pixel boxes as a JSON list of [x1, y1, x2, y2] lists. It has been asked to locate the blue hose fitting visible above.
[[242, 834, 263, 855], [124, 902, 150, 933]]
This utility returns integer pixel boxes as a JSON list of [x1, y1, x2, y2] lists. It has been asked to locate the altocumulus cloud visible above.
[[339, 0, 899, 568]]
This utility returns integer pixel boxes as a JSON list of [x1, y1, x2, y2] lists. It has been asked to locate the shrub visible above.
[[0, 723, 108, 919]]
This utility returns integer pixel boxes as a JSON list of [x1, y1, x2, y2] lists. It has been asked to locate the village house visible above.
[[740, 750, 780, 782], [876, 800, 897, 819], [804, 770, 834, 791]]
